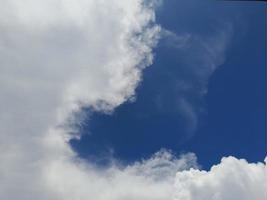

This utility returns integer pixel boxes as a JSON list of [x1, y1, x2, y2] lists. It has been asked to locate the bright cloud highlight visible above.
[[175, 157, 267, 200], [0, 1, 266, 200]]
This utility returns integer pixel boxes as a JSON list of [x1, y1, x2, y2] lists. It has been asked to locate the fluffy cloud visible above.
[[0, 1, 266, 200], [175, 157, 267, 200], [44, 150, 197, 200], [0, 0, 167, 199]]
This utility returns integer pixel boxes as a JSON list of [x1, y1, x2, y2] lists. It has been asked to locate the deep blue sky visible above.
[[71, 0, 267, 169]]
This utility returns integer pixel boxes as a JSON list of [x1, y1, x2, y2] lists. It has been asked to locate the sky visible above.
[[71, 0, 267, 169], [0, 0, 267, 200]]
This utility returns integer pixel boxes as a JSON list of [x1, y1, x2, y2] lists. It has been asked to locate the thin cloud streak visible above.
[[0, 1, 266, 200]]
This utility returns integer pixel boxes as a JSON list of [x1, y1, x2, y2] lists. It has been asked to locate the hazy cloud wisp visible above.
[[0, 1, 266, 200]]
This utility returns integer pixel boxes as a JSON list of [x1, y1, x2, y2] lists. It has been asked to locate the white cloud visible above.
[[44, 150, 197, 200], [0, 0, 169, 199], [0, 1, 266, 200], [175, 157, 267, 200]]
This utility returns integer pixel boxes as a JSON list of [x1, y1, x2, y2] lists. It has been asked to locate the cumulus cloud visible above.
[[0, 1, 266, 200], [175, 157, 267, 200], [0, 0, 167, 199], [44, 150, 197, 200]]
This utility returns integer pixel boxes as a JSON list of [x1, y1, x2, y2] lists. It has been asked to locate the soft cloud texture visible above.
[[160, 25, 233, 136], [0, 1, 266, 200], [175, 157, 267, 200], [0, 0, 166, 199]]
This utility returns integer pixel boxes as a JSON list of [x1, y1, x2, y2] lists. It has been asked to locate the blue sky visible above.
[[71, 0, 267, 169], [1, 1, 267, 199]]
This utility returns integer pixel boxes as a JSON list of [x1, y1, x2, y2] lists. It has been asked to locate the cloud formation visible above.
[[175, 157, 267, 200], [160, 25, 233, 136], [0, 0, 166, 199], [0, 1, 266, 200]]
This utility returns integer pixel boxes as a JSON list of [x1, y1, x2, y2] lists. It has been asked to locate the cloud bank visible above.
[[0, 0, 164, 199], [0, 1, 266, 200]]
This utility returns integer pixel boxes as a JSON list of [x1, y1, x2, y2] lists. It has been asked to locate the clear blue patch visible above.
[[70, 0, 267, 169]]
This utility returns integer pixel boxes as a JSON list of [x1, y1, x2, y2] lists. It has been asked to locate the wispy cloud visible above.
[[0, 1, 266, 200], [158, 24, 233, 136]]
